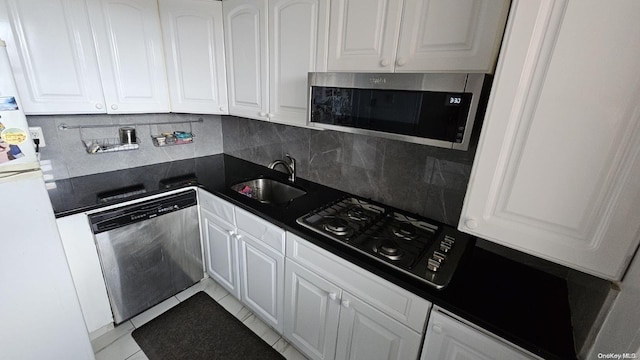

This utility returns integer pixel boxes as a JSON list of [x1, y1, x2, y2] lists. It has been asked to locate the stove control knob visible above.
[[439, 242, 452, 253], [427, 258, 441, 272], [433, 251, 446, 262]]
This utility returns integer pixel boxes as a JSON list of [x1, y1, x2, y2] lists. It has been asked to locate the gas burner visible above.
[[323, 218, 353, 236], [375, 239, 404, 260], [393, 213, 438, 234], [346, 206, 372, 222], [296, 196, 472, 289], [392, 222, 417, 240]]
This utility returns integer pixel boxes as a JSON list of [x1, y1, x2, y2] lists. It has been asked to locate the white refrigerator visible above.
[[0, 40, 95, 360]]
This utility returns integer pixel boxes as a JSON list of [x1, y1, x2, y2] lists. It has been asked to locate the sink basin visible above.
[[231, 178, 306, 205]]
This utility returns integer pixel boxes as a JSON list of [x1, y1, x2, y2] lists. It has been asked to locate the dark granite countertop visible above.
[[47, 154, 575, 360]]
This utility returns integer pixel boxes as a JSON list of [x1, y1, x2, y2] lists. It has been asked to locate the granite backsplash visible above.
[[27, 111, 476, 226], [27, 113, 224, 181], [222, 116, 478, 227]]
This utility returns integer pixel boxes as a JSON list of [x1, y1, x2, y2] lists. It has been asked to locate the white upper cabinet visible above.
[[459, 0, 640, 280], [268, 0, 328, 125], [0, 0, 105, 114], [223, 0, 328, 126], [223, 0, 268, 120], [327, 0, 403, 72], [395, 0, 510, 73], [86, 0, 170, 113], [327, 0, 510, 73], [159, 0, 228, 115]]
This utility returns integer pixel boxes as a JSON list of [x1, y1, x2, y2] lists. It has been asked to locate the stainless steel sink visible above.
[[231, 178, 306, 205]]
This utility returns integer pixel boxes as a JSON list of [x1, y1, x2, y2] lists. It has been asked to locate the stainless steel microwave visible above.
[[307, 72, 488, 151]]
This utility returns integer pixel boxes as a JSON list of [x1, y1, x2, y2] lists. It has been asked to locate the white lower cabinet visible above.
[[285, 231, 430, 360], [238, 228, 285, 332], [334, 291, 423, 360], [421, 310, 538, 360], [201, 207, 241, 299], [199, 190, 285, 333], [285, 259, 342, 360], [199, 193, 538, 359]]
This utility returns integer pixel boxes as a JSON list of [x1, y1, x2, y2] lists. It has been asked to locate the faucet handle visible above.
[[284, 154, 296, 182], [285, 153, 295, 166]]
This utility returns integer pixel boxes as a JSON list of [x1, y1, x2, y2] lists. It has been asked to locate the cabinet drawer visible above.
[[236, 207, 285, 254], [286, 232, 430, 333], [198, 190, 235, 225]]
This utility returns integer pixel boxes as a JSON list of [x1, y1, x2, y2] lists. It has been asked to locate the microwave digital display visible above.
[[310, 86, 473, 143]]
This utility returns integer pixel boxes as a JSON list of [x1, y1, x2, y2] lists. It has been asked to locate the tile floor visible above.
[[91, 277, 308, 360]]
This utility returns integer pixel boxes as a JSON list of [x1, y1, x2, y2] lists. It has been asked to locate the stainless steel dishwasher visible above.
[[89, 190, 203, 324]]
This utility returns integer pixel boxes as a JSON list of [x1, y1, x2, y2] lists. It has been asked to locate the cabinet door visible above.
[[287, 231, 431, 333], [459, 0, 640, 280], [159, 0, 228, 115], [327, 0, 403, 72], [201, 208, 240, 299], [268, 0, 328, 126], [223, 0, 269, 121], [284, 259, 341, 360], [0, 0, 105, 114], [87, 0, 170, 113], [238, 233, 285, 333], [421, 311, 536, 360], [395, 0, 510, 73], [334, 291, 423, 360]]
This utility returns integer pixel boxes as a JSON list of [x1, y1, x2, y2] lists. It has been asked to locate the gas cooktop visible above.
[[296, 197, 472, 289]]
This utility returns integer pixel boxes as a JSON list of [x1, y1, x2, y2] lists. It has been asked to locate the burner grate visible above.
[[296, 196, 471, 289]]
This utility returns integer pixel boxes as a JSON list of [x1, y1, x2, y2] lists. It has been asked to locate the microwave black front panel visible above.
[[310, 86, 473, 143]]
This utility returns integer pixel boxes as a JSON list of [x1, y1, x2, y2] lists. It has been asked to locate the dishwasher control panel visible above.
[[89, 190, 197, 234]]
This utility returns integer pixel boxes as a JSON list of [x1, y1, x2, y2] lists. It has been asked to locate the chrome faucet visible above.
[[268, 154, 296, 182]]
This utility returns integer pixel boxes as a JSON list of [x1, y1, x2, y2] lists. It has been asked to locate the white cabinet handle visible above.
[[380, 59, 390, 67], [227, 230, 235, 236], [464, 219, 478, 229], [341, 299, 350, 308], [267, 113, 274, 119], [235, 233, 242, 240], [396, 58, 406, 66], [328, 292, 338, 301], [95, 103, 104, 110], [259, 111, 267, 117], [219, 106, 226, 112], [432, 324, 443, 334], [111, 104, 118, 110]]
